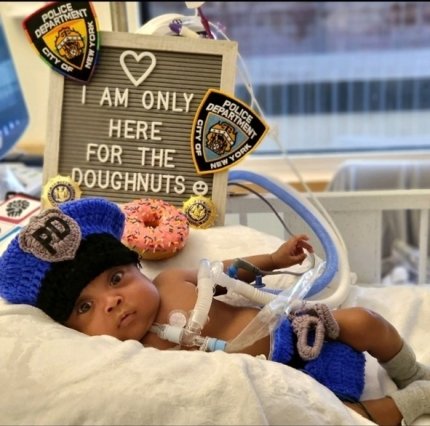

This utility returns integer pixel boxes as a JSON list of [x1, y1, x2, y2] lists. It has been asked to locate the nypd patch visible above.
[[22, 1, 100, 83], [191, 89, 269, 175]]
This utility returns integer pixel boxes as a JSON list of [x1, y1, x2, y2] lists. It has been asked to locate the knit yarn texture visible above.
[[0, 197, 139, 322], [271, 317, 365, 401]]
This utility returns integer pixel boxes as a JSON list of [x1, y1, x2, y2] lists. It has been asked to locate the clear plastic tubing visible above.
[[210, 261, 275, 306], [185, 258, 214, 335], [149, 258, 217, 348], [216, 265, 318, 353]]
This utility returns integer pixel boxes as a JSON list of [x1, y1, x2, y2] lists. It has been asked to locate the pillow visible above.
[[0, 224, 370, 425], [0, 300, 365, 425]]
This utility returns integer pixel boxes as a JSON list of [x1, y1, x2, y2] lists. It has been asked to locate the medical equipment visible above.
[[149, 164, 352, 354], [150, 258, 228, 352], [150, 252, 321, 353]]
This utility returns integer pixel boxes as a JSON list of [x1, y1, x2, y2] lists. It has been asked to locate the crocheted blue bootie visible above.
[[270, 318, 366, 401], [303, 340, 365, 401]]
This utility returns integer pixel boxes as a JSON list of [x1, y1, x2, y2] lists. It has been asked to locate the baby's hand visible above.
[[271, 234, 313, 269]]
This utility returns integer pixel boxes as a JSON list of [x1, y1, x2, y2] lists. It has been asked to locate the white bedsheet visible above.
[[343, 284, 430, 426], [0, 225, 429, 425]]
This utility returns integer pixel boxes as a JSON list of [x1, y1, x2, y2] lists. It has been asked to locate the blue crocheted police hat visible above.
[[0, 197, 139, 322]]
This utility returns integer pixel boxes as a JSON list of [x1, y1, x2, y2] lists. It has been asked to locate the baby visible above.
[[0, 197, 429, 426]]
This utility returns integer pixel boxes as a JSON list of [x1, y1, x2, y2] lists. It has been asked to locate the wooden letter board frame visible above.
[[43, 31, 238, 224]]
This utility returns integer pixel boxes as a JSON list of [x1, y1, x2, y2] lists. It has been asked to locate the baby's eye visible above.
[[77, 301, 92, 314], [110, 271, 123, 287]]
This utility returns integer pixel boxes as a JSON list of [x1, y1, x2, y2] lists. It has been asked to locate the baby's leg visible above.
[[346, 382, 430, 426], [345, 397, 401, 426], [332, 307, 403, 360], [332, 307, 430, 387]]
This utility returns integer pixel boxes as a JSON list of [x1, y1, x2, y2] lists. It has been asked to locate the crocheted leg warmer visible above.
[[389, 380, 430, 425], [381, 342, 430, 389]]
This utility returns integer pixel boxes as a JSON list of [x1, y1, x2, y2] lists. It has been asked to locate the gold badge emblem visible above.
[[182, 196, 217, 229], [42, 175, 82, 209]]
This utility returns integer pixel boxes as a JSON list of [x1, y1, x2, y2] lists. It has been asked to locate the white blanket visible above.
[[0, 225, 429, 425], [343, 285, 430, 426]]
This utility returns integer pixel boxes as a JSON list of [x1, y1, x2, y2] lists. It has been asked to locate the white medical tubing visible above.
[[150, 259, 222, 350], [185, 259, 214, 335], [149, 324, 226, 351], [269, 268, 319, 315], [150, 323, 184, 344], [211, 261, 275, 305], [149, 257, 319, 353]]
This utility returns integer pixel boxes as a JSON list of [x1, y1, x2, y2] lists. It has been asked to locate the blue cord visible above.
[[228, 170, 339, 298]]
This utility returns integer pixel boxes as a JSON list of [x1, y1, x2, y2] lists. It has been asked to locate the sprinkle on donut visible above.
[[121, 198, 190, 260]]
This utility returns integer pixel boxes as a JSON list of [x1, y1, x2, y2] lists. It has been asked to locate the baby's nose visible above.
[[105, 295, 122, 313]]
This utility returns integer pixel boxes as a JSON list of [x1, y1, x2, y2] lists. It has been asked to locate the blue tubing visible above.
[[228, 170, 339, 297]]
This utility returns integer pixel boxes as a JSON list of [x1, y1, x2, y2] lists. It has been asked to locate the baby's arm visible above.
[[222, 234, 313, 283], [153, 234, 313, 291]]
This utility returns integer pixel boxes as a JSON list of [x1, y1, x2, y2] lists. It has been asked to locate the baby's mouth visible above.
[[119, 311, 136, 328]]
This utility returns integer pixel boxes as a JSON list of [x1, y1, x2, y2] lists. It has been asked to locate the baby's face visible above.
[[65, 264, 160, 341]]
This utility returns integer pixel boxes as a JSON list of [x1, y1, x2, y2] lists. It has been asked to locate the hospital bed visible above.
[[0, 171, 430, 425], [327, 159, 430, 279]]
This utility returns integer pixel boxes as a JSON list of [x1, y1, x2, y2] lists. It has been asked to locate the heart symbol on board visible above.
[[120, 50, 157, 87]]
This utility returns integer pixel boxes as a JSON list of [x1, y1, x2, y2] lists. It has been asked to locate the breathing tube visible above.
[[210, 261, 321, 353], [150, 256, 320, 353], [150, 259, 227, 352]]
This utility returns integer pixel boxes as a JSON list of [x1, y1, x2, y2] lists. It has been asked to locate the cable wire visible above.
[[228, 182, 294, 237], [227, 182, 316, 277]]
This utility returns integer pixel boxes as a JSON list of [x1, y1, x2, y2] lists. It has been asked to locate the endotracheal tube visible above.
[[150, 258, 318, 352], [150, 259, 227, 352]]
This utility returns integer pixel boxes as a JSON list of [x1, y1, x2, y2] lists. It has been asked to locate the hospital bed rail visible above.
[[226, 188, 430, 285]]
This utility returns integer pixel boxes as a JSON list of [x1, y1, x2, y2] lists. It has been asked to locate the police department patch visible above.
[[22, 1, 100, 83], [191, 89, 269, 175]]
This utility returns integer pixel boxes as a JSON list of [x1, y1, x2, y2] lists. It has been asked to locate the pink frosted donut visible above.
[[121, 198, 190, 260]]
